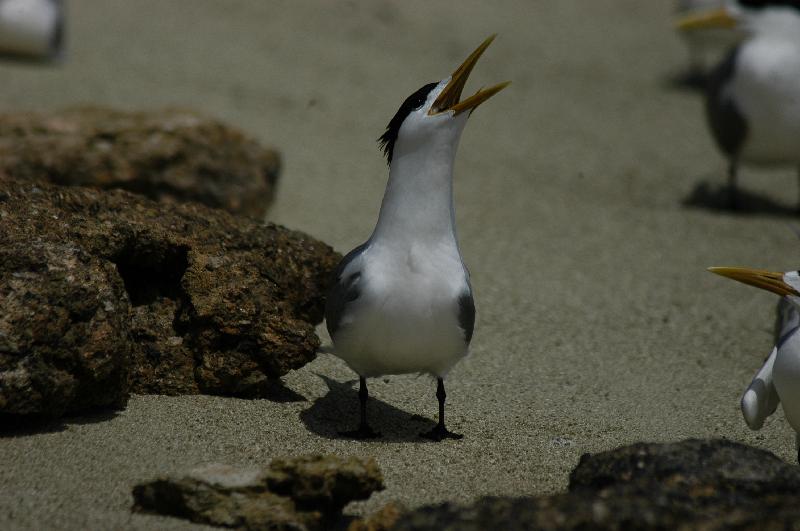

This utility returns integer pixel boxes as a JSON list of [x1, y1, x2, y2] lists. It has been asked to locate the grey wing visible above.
[[457, 278, 475, 343], [325, 243, 368, 339]]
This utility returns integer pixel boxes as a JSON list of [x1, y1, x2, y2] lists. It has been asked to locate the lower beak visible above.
[[676, 8, 738, 32], [429, 35, 510, 116], [707, 267, 800, 297]]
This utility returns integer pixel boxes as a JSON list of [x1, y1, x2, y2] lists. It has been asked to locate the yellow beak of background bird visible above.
[[676, 8, 739, 32], [708, 267, 800, 297]]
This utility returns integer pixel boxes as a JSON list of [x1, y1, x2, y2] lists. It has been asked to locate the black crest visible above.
[[378, 82, 437, 165], [739, 0, 800, 10]]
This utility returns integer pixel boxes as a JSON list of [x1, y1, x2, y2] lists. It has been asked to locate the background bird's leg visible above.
[[340, 376, 381, 439], [728, 160, 739, 210], [421, 377, 463, 441]]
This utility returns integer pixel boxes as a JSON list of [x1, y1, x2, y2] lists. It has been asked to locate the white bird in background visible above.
[[674, 0, 741, 84], [709, 266, 800, 461], [0, 0, 63, 61], [677, 1, 800, 210], [325, 36, 509, 440]]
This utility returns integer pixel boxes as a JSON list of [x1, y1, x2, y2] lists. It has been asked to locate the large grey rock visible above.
[[390, 439, 800, 530], [0, 107, 281, 218], [133, 455, 385, 530], [0, 177, 340, 417]]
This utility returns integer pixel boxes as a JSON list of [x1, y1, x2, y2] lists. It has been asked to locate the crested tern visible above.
[[709, 266, 800, 461], [325, 36, 509, 440], [678, 1, 800, 209]]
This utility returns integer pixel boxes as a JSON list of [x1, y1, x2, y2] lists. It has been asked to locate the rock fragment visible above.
[[133, 456, 384, 530], [0, 107, 281, 218], [390, 439, 800, 530]]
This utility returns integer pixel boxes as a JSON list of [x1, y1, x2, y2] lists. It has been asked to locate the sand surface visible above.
[[2, 1, 799, 529]]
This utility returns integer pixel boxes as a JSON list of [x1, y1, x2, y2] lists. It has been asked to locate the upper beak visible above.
[[676, 7, 738, 32], [707, 267, 800, 297], [429, 34, 510, 116]]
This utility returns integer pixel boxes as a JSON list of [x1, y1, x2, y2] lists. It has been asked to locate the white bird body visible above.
[[728, 16, 800, 164], [329, 82, 472, 379], [680, 4, 800, 207], [323, 36, 507, 439], [0, 0, 62, 60], [772, 293, 800, 434], [740, 345, 778, 430], [332, 234, 470, 378]]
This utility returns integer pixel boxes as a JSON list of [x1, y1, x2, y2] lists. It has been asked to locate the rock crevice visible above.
[[0, 178, 340, 416]]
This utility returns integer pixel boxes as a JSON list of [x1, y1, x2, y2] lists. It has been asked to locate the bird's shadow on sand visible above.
[[682, 180, 799, 217], [300, 374, 438, 443], [0, 408, 120, 438], [254, 379, 307, 403]]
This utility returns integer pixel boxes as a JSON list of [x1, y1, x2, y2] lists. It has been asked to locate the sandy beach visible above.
[[2, 1, 799, 529]]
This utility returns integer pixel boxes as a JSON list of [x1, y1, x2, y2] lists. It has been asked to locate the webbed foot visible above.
[[420, 424, 463, 441]]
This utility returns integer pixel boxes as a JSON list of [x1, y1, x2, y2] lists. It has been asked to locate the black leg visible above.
[[727, 160, 739, 210], [340, 376, 380, 439], [420, 378, 463, 441]]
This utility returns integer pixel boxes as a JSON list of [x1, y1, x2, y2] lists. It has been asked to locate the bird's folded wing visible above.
[[324, 243, 367, 338], [741, 346, 780, 430]]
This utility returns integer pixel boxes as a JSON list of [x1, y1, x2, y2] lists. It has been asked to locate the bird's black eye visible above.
[[410, 92, 428, 110], [378, 82, 438, 166]]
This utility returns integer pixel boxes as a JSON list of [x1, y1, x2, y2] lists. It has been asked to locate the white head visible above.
[[377, 35, 509, 168]]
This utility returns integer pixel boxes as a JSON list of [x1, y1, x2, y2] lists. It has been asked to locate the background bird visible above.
[[324, 35, 509, 441], [677, 1, 800, 210], [0, 0, 63, 61], [709, 266, 800, 461]]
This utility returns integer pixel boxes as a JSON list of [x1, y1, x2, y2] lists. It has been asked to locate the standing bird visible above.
[[324, 36, 509, 441], [709, 266, 800, 461], [677, 1, 800, 210]]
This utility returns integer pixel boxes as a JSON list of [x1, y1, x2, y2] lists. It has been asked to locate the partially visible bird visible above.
[[709, 266, 800, 461], [324, 36, 509, 440], [0, 0, 63, 61], [677, 1, 800, 209]]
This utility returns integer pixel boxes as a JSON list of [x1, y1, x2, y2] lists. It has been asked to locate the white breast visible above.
[[331, 242, 470, 378], [773, 329, 800, 432]]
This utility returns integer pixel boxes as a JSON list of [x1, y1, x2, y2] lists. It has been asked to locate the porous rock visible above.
[[0, 107, 280, 218], [0, 242, 130, 415], [132, 455, 384, 530], [347, 502, 406, 531], [390, 439, 800, 530], [0, 178, 339, 416]]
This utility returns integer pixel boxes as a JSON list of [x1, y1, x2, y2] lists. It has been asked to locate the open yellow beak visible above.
[[676, 8, 738, 32], [708, 267, 800, 297], [429, 34, 510, 116]]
